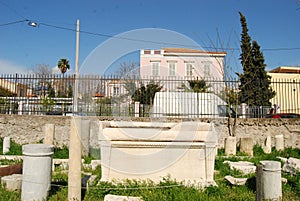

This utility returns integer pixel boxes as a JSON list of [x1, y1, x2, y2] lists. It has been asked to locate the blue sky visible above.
[[1, 0, 300, 76]]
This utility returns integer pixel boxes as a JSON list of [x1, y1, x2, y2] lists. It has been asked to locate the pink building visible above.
[[140, 48, 226, 79], [140, 48, 227, 91]]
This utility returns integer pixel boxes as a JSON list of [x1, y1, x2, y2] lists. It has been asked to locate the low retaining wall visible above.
[[0, 114, 299, 148]]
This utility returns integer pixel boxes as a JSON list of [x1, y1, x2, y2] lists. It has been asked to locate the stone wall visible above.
[[0, 114, 299, 148]]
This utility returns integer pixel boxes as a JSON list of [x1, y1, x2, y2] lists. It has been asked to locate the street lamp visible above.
[[28, 21, 38, 27]]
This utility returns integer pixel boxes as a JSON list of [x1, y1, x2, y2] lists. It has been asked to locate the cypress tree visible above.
[[251, 41, 275, 106], [238, 12, 254, 105], [238, 12, 275, 106]]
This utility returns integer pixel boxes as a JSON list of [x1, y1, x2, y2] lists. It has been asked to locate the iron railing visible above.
[[0, 74, 299, 117]]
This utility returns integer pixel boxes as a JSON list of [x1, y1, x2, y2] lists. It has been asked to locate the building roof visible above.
[[269, 66, 300, 73], [162, 48, 226, 55]]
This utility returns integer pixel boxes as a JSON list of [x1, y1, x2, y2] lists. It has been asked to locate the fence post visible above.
[[134, 101, 140, 117], [18, 101, 23, 115]]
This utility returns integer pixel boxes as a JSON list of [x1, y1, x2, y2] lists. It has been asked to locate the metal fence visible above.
[[0, 74, 299, 117]]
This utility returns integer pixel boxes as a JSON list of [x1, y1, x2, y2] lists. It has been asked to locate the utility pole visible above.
[[74, 19, 80, 114]]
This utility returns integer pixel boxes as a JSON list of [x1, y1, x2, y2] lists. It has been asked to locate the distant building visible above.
[[268, 66, 300, 113], [0, 78, 32, 97], [140, 48, 227, 92], [105, 79, 133, 98]]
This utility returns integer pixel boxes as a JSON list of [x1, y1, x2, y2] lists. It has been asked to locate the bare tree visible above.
[[31, 64, 54, 97], [114, 61, 140, 79], [32, 64, 52, 76], [113, 61, 140, 102]]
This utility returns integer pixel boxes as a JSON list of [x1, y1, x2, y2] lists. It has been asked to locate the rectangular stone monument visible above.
[[240, 137, 253, 156], [99, 121, 218, 186]]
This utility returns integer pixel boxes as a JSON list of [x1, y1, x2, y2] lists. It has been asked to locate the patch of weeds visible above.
[[0, 184, 21, 200], [6, 140, 22, 155], [283, 172, 300, 197], [91, 164, 102, 177], [83, 155, 96, 164], [49, 171, 69, 199], [48, 186, 68, 201], [53, 145, 69, 159], [0, 159, 22, 166], [52, 172, 68, 183], [217, 148, 225, 156]]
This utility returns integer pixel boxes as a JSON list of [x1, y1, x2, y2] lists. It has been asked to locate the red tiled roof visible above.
[[93, 93, 105, 97], [269, 66, 300, 73], [163, 48, 226, 55]]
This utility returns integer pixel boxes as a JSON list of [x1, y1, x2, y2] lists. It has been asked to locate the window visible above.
[[202, 61, 211, 77], [113, 86, 119, 96], [186, 63, 194, 76], [168, 62, 176, 76], [151, 62, 160, 76]]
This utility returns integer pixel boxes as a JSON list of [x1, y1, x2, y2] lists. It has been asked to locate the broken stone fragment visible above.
[[104, 194, 143, 201], [225, 175, 247, 186], [223, 161, 256, 175], [282, 157, 300, 175]]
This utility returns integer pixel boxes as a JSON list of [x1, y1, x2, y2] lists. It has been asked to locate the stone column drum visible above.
[[261, 160, 282, 201], [21, 144, 54, 201]]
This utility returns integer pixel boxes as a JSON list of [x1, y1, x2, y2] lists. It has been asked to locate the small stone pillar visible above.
[[21, 144, 54, 201], [241, 103, 247, 118], [275, 134, 284, 151], [225, 136, 236, 156], [134, 101, 140, 117], [260, 161, 282, 201], [205, 143, 216, 183], [44, 124, 55, 145], [240, 137, 253, 156], [68, 117, 82, 201], [81, 119, 90, 157], [3, 137, 11, 155], [262, 135, 272, 154]]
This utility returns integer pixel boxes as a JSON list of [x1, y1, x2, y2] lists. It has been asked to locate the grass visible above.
[[47, 146, 300, 201], [0, 140, 300, 200]]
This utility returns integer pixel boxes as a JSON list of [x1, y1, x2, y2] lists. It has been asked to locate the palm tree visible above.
[[57, 58, 70, 76], [188, 79, 210, 93], [57, 58, 70, 98]]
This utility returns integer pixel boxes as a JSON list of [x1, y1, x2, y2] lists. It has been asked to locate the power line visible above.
[[40, 22, 203, 49], [37, 22, 300, 52], [0, 0, 27, 19], [1, 18, 300, 52], [0, 19, 29, 27]]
